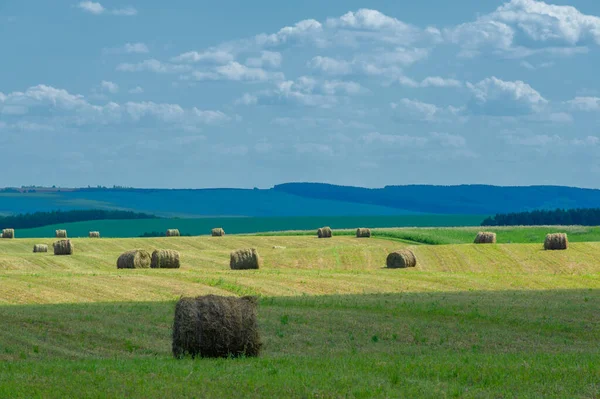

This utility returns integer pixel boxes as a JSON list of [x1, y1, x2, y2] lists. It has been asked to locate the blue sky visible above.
[[1, 0, 600, 189]]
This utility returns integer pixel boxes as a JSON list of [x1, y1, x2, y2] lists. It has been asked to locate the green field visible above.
[[12, 214, 486, 238], [0, 233, 598, 397]]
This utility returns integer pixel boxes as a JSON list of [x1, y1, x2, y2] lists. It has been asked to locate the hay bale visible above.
[[89, 231, 100, 238], [386, 250, 417, 268], [33, 244, 48, 253], [55, 230, 67, 238], [230, 248, 261, 270], [544, 233, 568, 250], [211, 228, 225, 237], [356, 228, 371, 238], [474, 232, 497, 244], [117, 249, 151, 269], [166, 229, 180, 237], [151, 249, 181, 269], [317, 226, 332, 238], [1, 228, 14, 239], [53, 240, 74, 256], [172, 295, 261, 359]]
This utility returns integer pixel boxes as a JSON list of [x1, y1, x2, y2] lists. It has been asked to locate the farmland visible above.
[[13, 214, 486, 238], [0, 231, 598, 398]]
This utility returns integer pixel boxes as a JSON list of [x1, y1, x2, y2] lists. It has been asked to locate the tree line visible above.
[[0, 209, 158, 230], [482, 208, 600, 226]]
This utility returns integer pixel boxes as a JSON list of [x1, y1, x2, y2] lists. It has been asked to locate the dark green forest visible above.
[[482, 208, 600, 226]]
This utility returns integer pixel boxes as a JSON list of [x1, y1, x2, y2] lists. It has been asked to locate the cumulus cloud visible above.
[[128, 86, 144, 94], [308, 56, 353, 75], [0, 85, 229, 128], [76, 1, 137, 16], [445, 0, 600, 57], [245, 51, 282, 68], [117, 59, 191, 73], [466, 76, 547, 115], [100, 81, 119, 94], [187, 62, 285, 82], [566, 97, 600, 112], [391, 99, 463, 122], [361, 131, 428, 147], [399, 76, 462, 88], [171, 50, 234, 64]]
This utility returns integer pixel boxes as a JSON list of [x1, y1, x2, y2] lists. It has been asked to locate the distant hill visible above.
[[2, 183, 600, 217]]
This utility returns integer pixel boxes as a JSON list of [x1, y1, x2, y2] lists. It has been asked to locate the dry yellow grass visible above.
[[0, 236, 598, 305]]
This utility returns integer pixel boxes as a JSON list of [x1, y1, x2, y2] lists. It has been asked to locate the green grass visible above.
[[12, 214, 486, 238], [263, 226, 600, 245], [0, 234, 598, 397]]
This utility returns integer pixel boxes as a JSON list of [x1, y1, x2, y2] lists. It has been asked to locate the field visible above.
[[13, 214, 486, 238], [0, 233, 598, 397]]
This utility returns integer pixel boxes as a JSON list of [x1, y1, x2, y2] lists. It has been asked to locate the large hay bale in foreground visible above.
[[172, 295, 261, 359], [166, 229, 180, 237], [117, 249, 151, 269], [211, 228, 225, 237], [53, 240, 74, 256], [89, 231, 100, 238], [151, 249, 181, 269], [230, 248, 261, 270], [356, 228, 371, 238], [544, 233, 568, 250], [474, 232, 497, 244], [55, 230, 67, 238], [33, 244, 48, 253], [1, 229, 14, 239], [386, 250, 417, 269], [317, 226, 332, 238]]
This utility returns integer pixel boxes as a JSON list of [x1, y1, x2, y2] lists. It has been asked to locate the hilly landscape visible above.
[[3, 183, 600, 217]]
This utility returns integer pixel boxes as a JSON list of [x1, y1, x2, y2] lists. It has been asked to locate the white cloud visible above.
[[245, 51, 282, 68], [117, 59, 191, 73], [77, 1, 104, 14], [255, 19, 323, 47], [308, 56, 353, 75], [188, 62, 284, 82], [321, 80, 364, 95], [466, 77, 547, 115], [101, 81, 119, 94], [566, 97, 600, 112], [171, 50, 234, 64], [124, 43, 148, 53], [0, 85, 229, 128], [399, 76, 462, 88], [235, 93, 258, 105], [128, 86, 144, 94], [445, 0, 600, 57], [76, 1, 137, 16]]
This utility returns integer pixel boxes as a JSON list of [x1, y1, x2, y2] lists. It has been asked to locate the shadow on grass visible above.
[[0, 289, 597, 362]]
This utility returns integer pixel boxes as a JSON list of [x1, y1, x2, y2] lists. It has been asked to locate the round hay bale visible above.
[[211, 228, 225, 237], [89, 231, 100, 238], [117, 249, 151, 269], [317, 226, 332, 238], [1, 228, 14, 239], [356, 228, 371, 238], [151, 249, 181, 269], [53, 240, 74, 256], [386, 250, 417, 269], [166, 229, 180, 237], [474, 232, 497, 244], [33, 244, 48, 253], [55, 230, 67, 238], [544, 233, 568, 250], [230, 248, 261, 270], [172, 295, 261, 359]]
